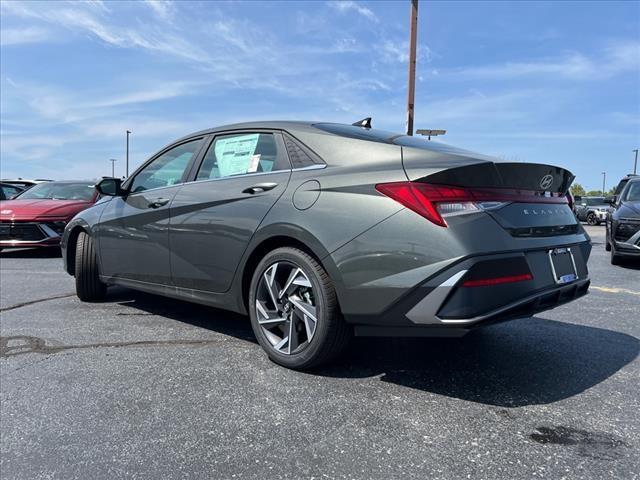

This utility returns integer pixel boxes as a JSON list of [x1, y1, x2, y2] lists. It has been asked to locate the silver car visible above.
[[576, 196, 608, 225]]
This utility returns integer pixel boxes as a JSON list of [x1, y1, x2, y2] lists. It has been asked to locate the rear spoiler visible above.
[[402, 148, 574, 194]]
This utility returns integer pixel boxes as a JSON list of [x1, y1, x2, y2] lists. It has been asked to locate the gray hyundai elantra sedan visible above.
[[61, 120, 591, 369]]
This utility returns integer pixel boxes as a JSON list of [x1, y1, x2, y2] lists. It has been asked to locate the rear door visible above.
[[97, 138, 205, 284], [169, 131, 291, 292]]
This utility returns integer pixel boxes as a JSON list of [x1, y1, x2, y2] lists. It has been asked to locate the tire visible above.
[[75, 231, 107, 302], [587, 212, 598, 226], [248, 247, 351, 369], [605, 227, 612, 251]]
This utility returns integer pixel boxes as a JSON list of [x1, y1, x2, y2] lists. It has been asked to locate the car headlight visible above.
[[45, 221, 67, 235]]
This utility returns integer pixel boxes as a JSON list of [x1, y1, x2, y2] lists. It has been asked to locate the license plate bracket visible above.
[[548, 247, 578, 285]]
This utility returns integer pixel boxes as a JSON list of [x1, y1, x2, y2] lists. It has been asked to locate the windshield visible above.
[[15, 182, 96, 201], [584, 197, 605, 206], [622, 182, 640, 202]]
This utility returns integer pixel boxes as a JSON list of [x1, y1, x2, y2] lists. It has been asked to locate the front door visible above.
[[97, 138, 204, 284], [169, 132, 291, 292]]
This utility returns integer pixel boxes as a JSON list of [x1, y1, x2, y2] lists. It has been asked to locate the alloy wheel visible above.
[[255, 261, 318, 355], [587, 213, 598, 225]]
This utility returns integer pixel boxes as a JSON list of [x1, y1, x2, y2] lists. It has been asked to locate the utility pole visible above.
[[633, 149, 638, 175], [602, 171, 606, 195], [126, 130, 131, 177], [405, 0, 419, 136], [110, 158, 117, 178]]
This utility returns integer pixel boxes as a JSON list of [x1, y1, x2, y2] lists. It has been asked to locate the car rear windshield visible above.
[[15, 182, 96, 201], [584, 197, 605, 206], [313, 123, 481, 156]]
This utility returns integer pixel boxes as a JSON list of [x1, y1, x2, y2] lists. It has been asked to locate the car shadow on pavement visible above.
[[106, 287, 257, 344], [104, 288, 638, 409], [316, 318, 639, 407], [0, 248, 61, 258]]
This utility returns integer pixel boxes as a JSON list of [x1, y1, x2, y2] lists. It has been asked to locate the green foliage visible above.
[[570, 183, 586, 197]]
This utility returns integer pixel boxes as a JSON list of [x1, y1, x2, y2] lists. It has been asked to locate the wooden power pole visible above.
[[406, 0, 419, 136]]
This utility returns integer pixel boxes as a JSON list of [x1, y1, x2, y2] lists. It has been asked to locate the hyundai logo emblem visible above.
[[539, 174, 554, 190]]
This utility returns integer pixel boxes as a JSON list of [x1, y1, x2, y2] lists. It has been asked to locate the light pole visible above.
[[109, 158, 117, 178], [405, 0, 418, 135], [633, 149, 638, 175], [416, 129, 446, 141], [601, 171, 606, 195], [126, 130, 131, 177]]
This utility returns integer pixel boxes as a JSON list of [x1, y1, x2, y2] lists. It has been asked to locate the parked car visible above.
[[0, 182, 24, 200], [612, 174, 638, 196], [61, 121, 591, 369], [0, 181, 99, 250], [575, 196, 608, 225], [0, 178, 52, 190], [605, 177, 640, 264]]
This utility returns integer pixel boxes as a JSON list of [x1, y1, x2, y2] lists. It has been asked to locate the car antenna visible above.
[[352, 117, 372, 128]]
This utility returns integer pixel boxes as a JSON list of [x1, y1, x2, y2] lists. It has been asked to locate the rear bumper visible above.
[[354, 278, 590, 337], [344, 241, 591, 333]]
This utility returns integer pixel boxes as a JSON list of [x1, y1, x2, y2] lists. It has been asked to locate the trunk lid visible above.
[[401, 146, 577, 233]]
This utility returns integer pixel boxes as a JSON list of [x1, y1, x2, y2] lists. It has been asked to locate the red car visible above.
[[0, 181, 99, 250]]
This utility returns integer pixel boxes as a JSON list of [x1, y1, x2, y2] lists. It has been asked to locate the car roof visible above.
[[172, 121, 487, 158]]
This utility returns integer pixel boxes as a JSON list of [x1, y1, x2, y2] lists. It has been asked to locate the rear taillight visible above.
[[462, 273, 533, 287], [375, 182, 568, 227]]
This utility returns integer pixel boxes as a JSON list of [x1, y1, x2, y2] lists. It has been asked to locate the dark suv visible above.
[[605, 177, 640, 264]]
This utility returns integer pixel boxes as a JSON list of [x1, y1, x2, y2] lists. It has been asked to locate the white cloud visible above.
[[143, 0, 175, 21], [328, 1, 379, 23], [0, 26, 53, 46], [453, 41, 640, 80]]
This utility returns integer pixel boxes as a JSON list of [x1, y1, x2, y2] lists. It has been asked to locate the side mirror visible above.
[[604, 195, 617, 205], [96, 178, 125, 196]]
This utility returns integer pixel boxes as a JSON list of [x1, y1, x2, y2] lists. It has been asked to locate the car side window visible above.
[[196, 133, 288, 181], [130, 139, 202, 193], [623, 182, 640, 202]]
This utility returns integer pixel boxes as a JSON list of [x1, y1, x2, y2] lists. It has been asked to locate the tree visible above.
[[586, 190, 603, 196], [570, 183, 586, 197]]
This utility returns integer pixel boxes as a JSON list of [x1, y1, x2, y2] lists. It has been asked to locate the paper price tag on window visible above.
[[247, 154, 261, 173], [215, 134, 260, 177]]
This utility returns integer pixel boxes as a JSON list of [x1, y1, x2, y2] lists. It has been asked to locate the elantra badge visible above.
[[539, 174, 554, 190]]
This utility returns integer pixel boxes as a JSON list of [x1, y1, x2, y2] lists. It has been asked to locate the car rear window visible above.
[[313, 123, 481, 156]]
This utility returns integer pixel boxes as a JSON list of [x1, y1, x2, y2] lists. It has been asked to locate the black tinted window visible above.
[[622, 182, 640, 202], [313, 123, 398, 143], [313, 123, 484, 157], [196, 133, 288, 180], [283, 134, 322, 168]]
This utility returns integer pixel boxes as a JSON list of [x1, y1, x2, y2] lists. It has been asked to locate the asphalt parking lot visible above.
[[1, 225, 638, 479]]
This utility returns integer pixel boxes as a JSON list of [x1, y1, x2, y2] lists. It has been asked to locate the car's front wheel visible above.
[[248, 247, 351, 369], [75, 231, 107, 302], [587, 212, 599, 226]]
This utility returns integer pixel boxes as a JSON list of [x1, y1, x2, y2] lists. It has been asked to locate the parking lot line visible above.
[[591, 286, 640, 296]]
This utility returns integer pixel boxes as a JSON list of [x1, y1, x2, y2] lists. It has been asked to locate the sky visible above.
[[1, 0, 639, 191]]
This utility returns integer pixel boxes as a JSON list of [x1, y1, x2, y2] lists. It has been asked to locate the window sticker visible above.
[[247, 154, 261, 173], [215, 134, 260, 177]]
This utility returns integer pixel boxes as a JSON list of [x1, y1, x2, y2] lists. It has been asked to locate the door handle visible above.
[[148, 198, 170, 209], [242, 182, 278, 194]]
